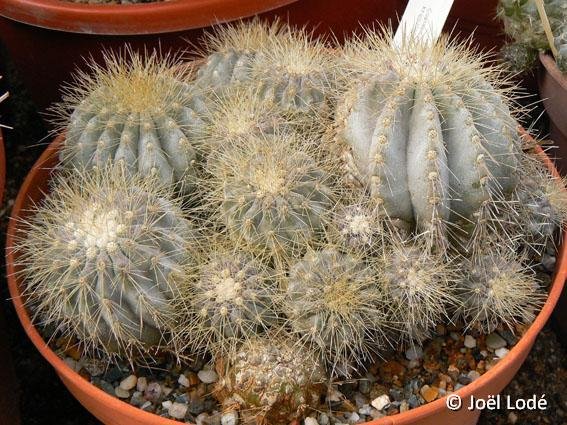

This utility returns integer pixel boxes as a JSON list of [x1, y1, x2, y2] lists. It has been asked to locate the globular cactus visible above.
[[555, 30, 567, 72], [497, 0, 567, 72], [177, 243, 281, 355], [457, 250, 544, 333], [377, 238, 458, 344], [500, 42, 539, 74], [213, 333, 327, 425], [196, 19, 336, 117], [54, 48, 206, 193], [335, 30, 521, 252], [513, 154, 567, 250], [205, 131, 335, 261], [14, 166, 197, 359], [284, 248, 387, 375]]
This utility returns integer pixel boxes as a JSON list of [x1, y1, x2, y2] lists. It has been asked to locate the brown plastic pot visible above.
[[5, 131, 566, 425]]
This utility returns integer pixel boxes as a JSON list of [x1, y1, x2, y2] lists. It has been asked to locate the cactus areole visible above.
[[336, 33, 521, 249]]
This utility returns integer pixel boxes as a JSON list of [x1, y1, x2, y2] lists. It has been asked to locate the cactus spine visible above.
[[54, 49, 206, 192], [335, 30, 521, 251], [15, 166, 196, 359]]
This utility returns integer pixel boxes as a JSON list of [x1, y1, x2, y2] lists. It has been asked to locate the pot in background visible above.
[[6, 131, 565, 425]]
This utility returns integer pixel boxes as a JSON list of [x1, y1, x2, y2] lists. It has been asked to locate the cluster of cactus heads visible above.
[[497, 0, 567, 73], [15, 166, 196, 360], [14, 19, 567, 425]]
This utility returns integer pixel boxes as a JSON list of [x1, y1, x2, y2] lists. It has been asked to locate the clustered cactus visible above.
[[497, 0, 567, 73], [13, 19, 567, 425]]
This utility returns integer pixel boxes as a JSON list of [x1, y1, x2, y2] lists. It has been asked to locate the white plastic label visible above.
[[393, 0, 455, 47]]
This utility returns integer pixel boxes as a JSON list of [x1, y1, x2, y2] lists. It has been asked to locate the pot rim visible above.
[[5, 132, 567, 425], [0, 0, 298, 35], [539, 52, 567, 91]]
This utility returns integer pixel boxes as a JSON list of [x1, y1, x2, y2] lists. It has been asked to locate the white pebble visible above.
[[162, 400, 172, 409], [371, 394, 390, 411], [196, 413, 210, 425], [162, 386, 173, 396], [464, 335, 476, 349], [136, 377, 148, 392], [64, 357, 80, 372], [115, 387, 130, 398], [168, 402, 188, 419], [318, 413, 330, 425], [140, 401, 152, 410], [178, 374, 191, 387], [119, 374, 137, 391], [348, 412, 360, 423], [358, 404, 373, 415], [495, 347, 510, 358], [467, 370, 481, 381], [198, 370, 218, 384], [221, 411, 238, 425], [305, 417, 319, 425]]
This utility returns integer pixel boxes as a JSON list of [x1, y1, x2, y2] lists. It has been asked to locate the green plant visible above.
[[377, 237, 458, 344], [335, 30, 521, 252], [213, 333, 326, 425], [284, 247, 387, 376], [457, 249, 544, 333], [196, 19, 336, 117], [53, 48, 206, 193], [497, 0, 567, 72], [14, 166, 196, 360], [176, 242, 281, 356], [204, 131, 335, 262]]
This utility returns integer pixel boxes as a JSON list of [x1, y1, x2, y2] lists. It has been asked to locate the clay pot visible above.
[[5, 131, 566, 425], [537, 52, 567, 346]]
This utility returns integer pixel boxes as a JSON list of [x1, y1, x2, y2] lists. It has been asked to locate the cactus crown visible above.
[[15, 166, 196, 360]]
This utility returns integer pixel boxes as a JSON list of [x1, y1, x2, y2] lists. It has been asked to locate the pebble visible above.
[[347, 412, 360, 423], [359, 379, 371, 394], [495, 347, 510, 359], [464, 335, 476, 349], [447, 364, 460, 381], [508, 411, 518, 424], [486, 332, 507, 350], [318, 413, 330, 425], [196, 413, 210, 425], [420, 385, 439, 402], [162, 400, 172, 409], [358, 404, 373, 416], [140, 401, 152, 411], [130, 391, 144, 407], [408, 394, 421, 408], [119, 375, 137, 391], [168, 402, 188, 419], [467, 370, 481, 382], [305, 417, 318, 425], [178, 374, 191, 387], [198, 370, 219, 384], [221, 411, 238, 425], [405, 346, 423, 361], [450, 332, 460, 341], [136, 377, 148, 392], [399, 400, 409, 412], [115, 387, 130, 398], [371, 394, 390, 411], [144, 382, 162, 402], [458, 374, 472, 385], [64, 357, 80, 373]]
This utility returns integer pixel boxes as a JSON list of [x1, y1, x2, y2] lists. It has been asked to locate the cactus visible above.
[[500, 42, 539, 74], [284, 248, 387, 375], [14, 166, 196, 359], [205, 131, 335, 261], [335, 30, 521, 251], [513, 154, 567, 251], [54, 48, 206, 193], [213, 333, 327, 425], [196, 19, 336, 117], [497, 0, 567, 72], [457, 250, 544, 333], [555, 29, 567, 73], [377, 238, 458, 344], [177, 243, 281, 355]]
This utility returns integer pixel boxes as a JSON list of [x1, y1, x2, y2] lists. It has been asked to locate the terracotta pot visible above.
[[0, 0, 406, 118], [537, 52, 567, 346], [5, 131, 566, 425]]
